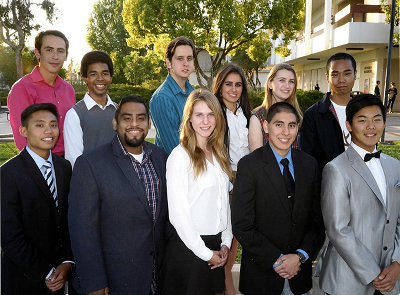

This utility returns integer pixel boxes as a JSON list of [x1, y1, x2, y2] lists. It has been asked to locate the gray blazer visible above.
[[319, 145, 400, 295]]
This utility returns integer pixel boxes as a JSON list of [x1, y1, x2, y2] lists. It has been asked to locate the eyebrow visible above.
[[43, 46, 65, 51], [272, 119, 298, 124], [356, 114, 383, 118], [88, 70, 110, 73], [330, 69, 353, 73]]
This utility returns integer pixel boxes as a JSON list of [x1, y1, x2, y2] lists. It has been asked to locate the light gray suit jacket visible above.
[[319, 145, 400, 295]]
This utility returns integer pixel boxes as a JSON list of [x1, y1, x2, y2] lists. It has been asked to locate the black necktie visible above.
[[364, 151, 381, 162], [280, 158, 295, 211]]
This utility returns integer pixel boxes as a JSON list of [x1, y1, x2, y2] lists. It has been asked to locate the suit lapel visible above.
[[262, 144, 292, 216], [347, 146, 386, 210], [21, 149, 58, 207], [292, 150, 306, 217], [148, 150, 165, 223], [112, 138, 153, 220], [380, 154, 395, 215], [53, 157, 64, 215]]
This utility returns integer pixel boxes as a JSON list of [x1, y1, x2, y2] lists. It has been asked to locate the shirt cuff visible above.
[[273, 254, 283, 268], [296, 249, 309, 261]]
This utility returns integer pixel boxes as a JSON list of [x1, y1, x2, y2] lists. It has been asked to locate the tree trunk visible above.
[[15, 45, 24, 79]]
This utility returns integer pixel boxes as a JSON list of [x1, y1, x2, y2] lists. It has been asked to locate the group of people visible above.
[[1, 30, 400, 295], [374, 80, 397, 114]]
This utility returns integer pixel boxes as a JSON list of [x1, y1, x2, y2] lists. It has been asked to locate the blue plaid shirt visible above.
[[117, 136, 160, 221]]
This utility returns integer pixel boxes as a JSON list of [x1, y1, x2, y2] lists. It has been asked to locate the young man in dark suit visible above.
[[1, 103, 76, 295], [68, 95, 169, 295], [232, 102, 325, 295]]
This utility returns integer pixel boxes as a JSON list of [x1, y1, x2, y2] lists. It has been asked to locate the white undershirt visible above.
[[166, 144, 233, 261], [331, 100, 351, 149], [226, 106, 249, 171], [351, 142, 387, 205]]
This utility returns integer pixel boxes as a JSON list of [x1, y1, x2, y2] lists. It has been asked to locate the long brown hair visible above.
[[180, 89, 232, 179], [254, 63, 302, 124]]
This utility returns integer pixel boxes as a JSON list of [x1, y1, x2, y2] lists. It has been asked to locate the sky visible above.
[[27, 0, 99, 68]]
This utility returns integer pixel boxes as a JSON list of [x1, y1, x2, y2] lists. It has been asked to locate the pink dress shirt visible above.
[[7, 66, 75, 156]]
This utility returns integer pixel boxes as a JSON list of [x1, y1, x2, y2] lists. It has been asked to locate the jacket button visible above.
[[292, 223, 296, 226], [287, 246, 291, 250], [150, 251, 154, 256], [384, 246, 388, 250], [387, 220, 389, 224]]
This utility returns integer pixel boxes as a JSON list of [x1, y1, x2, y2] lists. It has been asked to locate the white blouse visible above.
[[226, 107, 249, 171], [166, 144, 233, 261]]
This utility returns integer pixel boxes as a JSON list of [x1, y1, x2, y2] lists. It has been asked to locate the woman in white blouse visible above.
[[212, 64, 251, 295], [159, 89, 233, 295]]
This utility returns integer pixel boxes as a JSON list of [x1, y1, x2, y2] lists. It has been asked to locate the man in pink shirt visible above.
[[7, 30, 75, 156]]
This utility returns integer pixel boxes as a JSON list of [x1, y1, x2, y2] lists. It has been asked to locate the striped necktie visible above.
[[43, 161, 58, 209]]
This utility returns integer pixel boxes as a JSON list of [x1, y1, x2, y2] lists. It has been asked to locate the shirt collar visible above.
[[226, 105, 242, 116], [83, 93, 115, 110], [166, 74, 192, 95], [269, 142, 293, 166], [350, 142, 377, 160], [116, 135, 152, 158], [26, 146, 53, 169], [31, 65, 63, 87]]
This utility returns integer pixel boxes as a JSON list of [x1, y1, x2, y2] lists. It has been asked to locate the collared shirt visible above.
[[64, 93, 115, 166], [149, 74, 194, 154], [7, 66, 76, 156], [26, 146, 57, 198], [117, 136, 160, 221], [226, 106, 249, 171], [166, 144, 233, 261], [269, 144, 309, 265], [351, 142, 387, 205]]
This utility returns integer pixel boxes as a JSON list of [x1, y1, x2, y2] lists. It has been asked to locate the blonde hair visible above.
[[180, 89, 232, 179], [255, 63, 303, 124]]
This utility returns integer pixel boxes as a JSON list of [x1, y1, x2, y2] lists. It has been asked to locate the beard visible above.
[[124, 132, 145, 148]]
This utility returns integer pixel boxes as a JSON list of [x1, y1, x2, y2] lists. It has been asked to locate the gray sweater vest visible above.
[[73, 99, 117, 154]]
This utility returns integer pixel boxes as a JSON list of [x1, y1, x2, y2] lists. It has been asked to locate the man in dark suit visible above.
[[232, 102, 325, 295], [68, 95, 169, 295], [1, 103, 76, 295]]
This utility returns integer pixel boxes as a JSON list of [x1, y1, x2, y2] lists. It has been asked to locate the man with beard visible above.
[[68, 95, 169, 295]]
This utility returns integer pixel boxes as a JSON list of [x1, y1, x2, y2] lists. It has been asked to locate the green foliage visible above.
[[296, 90, 324, 112], [380, 0, 400, 45], [248, 90, 263, 109], [86, 0, 132, 83], [122, 0, 305, 89], [123, 51, 166, 85], [0, 45, 38, 88], [379, 142, 400, 159], [0, 142, 19, 165]]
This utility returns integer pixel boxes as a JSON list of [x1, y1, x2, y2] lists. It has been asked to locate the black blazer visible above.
[[68, 135, 169, 295], [232, 144, 325, 295], [301, 92, 345, 172], [1, 148, 74, 295]]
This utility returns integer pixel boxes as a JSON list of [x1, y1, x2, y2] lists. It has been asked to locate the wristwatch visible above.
[[296, 251, 306, 264]]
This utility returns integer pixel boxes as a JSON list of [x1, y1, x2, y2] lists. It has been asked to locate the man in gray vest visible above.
[[64, 51, 116, 167]]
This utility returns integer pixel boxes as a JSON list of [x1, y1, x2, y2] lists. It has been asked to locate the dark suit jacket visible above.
[[1, 148, 74, 295], [232, 144, 325, 295], [301, 92, 345, 172], [68, 135, 169, 295]]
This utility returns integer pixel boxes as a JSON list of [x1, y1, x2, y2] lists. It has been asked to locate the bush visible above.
[[297, 90, 324, 112]]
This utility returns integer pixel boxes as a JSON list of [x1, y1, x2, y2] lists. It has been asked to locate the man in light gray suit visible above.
[[319, 94, 400, 295]]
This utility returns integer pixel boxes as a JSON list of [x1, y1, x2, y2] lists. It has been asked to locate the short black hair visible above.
[[326, 52, 356, 74], [35, 30, 69, 54], [346, 94, 386, 124], [165, 36, 196, 61], [81, 51, 114, 78], [266, 102, 300, 124], [21, 103, 59, 127], [115, 95, 149, 121]]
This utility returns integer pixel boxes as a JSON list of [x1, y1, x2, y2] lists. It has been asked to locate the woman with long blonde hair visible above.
[[159, 89, 233, 295], [248, 63, 302, 152]]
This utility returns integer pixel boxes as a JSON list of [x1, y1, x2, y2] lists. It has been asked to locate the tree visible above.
[[0, 44, 37, 88], [86, 0, 132, 83], [380, 0, 399, 45], [0, 0, 57, 79], [122, 0, 304, 89]]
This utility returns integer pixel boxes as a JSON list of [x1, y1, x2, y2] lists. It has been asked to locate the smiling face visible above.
[[326, 59, 356, 97], [263, 111, 299, 157], [268, 69, 296, 103], [346, 105, 385, 153], [113, 102, 150, 154], [19, 110, 59, 159], [190, 100, 216, 145], [83, 62, 112, 103], [166, 45, 194, 84], [220, 72, 243, 112], [34, 35, 68, 77]]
